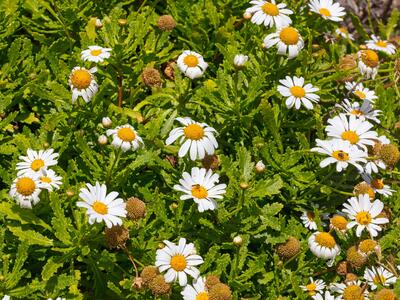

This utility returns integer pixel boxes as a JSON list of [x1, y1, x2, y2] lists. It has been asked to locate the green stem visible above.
[[106, 148, 122, 184]]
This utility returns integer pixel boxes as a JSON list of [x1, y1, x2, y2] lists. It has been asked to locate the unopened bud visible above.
[[239, 182, 249, 190], [255, 160, 265, 173], [233, 236, 243, 246], [118, 19, 128, 26], [98, 135, 108, 145], [66, 190, 75, 198], [233, 54, 248, 69], [95, 18, 103, 28], [102, 117, 112, 128], [243, 12, 252, 19]]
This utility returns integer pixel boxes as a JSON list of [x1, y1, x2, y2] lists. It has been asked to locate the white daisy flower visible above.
[[9, 175, 44, 209], [325, 114, 378, 149], [364, 266, 396, 290], [330, 281, 368, 299], [308, 231, 340, 260], [311, 139, 367, 172], [233, 54, 249, 69], [377, 135, 390, 145], [181, 277, 208, 299], [335, 99, 380, 124], [77, 182, 127, 228], [245, 0, 293, 28], [2, 296, 10, 300], [16, 148, 59, 176], [365, 35, 396, 55], [300, 277, 326, 297], [106, 124, 144, 152], [313, 291, 335, 300], [155, 238, 204, 286], [165, 117, 218, 161], [345, 81, 378, 103], [263, 26, 304, 59], [301, 211, 318, 230], [173, 167, 226, 212], [342, 194, 388, 237], [308, 0, 346, 22], [177, 50, 208, 79], [335, 27, 354, 40], [38, 169, 62, 191], [358, 50, 379, 79], [81, 45, 111, 63], [277, 76, 320, 109], [361, 173, 394, 197], [68, 66, 98, 103]]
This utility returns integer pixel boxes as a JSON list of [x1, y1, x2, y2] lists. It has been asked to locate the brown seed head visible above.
[[141, 68, 162, 88], [202, 154, 220, 170], [378, 144, 400, 167], [375, 288, 397, 300], [336, 261, 349, 276], [339, 55, 357, 71], [346, 246, 367, 269], [104, 225, 129, 249], [209, 283, 232, 300], [148, 274, 171, 296], [140, 266, 159, 286], [157, 15, 176, 31], [205, 275, 221, 290], [276, 236, 300, 260], [126, 197, 146, 221]]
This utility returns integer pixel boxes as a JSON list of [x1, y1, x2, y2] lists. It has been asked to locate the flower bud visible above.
[[243, 12, 252, 19], [255, 160, 265, 173], [95, 18, 103, 28], [339, 55, 357, 71], [102, 117, 112, 128], [66, 190, 75, 198], [233, 54, 248, 69], [233, 235, 243, 246], [346, 246, 367, 269], [118, 19, 128, 26], [353, 182, 375, 199], [239, 182, 249, 190], [98, 134, 108, 145]]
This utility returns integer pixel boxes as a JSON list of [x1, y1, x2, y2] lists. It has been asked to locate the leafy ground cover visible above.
[[0, 0, 400, 299]]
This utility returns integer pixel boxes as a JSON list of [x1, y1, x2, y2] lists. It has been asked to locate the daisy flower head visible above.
[[38, 169, 62, 191], [330, 281, 368, 299], [9, 175, 44, 209], [335, 99, 380, 124], [81, 46, 111, 63], [361, 173, 394, 197], [233, 54, 249, 69], [173, 167, 226, 212], [345, 82, 378, 103], [311, 139, 367, 172], [365, 35, 396, 55], [342, 194, 388, 237], [358, 50, 379, 79], [155, 238, 204, 286], [300, 277, 326, 297], [308, 231, 340, 260], [16, 148, 59, 176], [301, 211, 318, 230], [308, 0, 346, 22], [335, 27, 354, 40], [177, 51, 208, 79], [245, 0, 293, 28], [325, 114, 378, 149], [68, 66, 98, 103], [277, 76, 320, 110], [313, 291, 335, 300], [77, 182, 127, 228], [329, 214, 348, 233], [106, 124, 144, 152], [165, 117, 218, 161], [263, 26, 304, 59], [181, 277, 208, 299], [364, 266, 396, 290]]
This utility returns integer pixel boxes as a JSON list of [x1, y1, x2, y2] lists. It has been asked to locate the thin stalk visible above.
[[106, 149, 122, 184]]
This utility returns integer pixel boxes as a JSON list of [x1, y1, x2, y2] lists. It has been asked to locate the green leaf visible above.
[[49, 193, 72, 245], [250, 175, 284, 198], [0, 202, 52, 230], [8, 226, 53, 246], [41, 257, 64, 281]]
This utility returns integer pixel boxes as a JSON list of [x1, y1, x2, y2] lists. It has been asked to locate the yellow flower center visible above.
[[170, 254, 187, 271], [92, 201, 108, 215], [306, 283, 317, 295], [117, 127, 136, 142], [196, 292, 209, 300], [343, 285, 363, 300], [375, 41, 387, 48], [183, 55, 199, 67], [31, 159, 45, 171], [356, 211, 372, 225], [70, 69, 92, 89], [358, 239, 378, 254], [373, 274, 386, 284], [279, 27, 299, 45], [339, 27, 348, 34], [315, 232, 336, 249], [319, 8, 331, 17], [351, 109, 363, 116], [354, 90, 366, 99], [40, 176, 52, 183], [307, 211, 315, 220], [16, 177, 36, 196], [371, 178, 384, 189], [341, 130, 359, 144], [90, 49, 102, 56], [290, 86, 306, 98], [191, 184, 208, 199], [361, 50, 379, 68], [184, 124, 204, 140], [262, 2, 279, 16], [331, 215, 348, 230], [332, 150, 350, 161]]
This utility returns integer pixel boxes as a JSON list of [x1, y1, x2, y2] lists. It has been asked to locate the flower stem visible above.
[[106, 149, 122, 184]]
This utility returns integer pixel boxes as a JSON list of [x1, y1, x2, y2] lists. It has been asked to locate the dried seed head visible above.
[[377, 144, 400, 167], [339, 55, 357, 71], [126, 197, 146, 221], [132, 276, 143, 290], [345, 273, 358, 282], [346, 246, 367, 269], [202, 154, 220, 170], [342, 284, 363, 299], [205, 275, 221, 290], [157, 15, 176, 31], [276, 236, 300, 260], [163, 61, 176, 80], [209, 283, 232, 300], [336, 261, 349, 276], [165, 155, 177, 167], [141, 68, 162, 88], [353, 182, 375, 199], [148, 274, 171, 296], [140, 266, 159, 286], [104, 225, 129, 249], [375, 288, 397, 300]]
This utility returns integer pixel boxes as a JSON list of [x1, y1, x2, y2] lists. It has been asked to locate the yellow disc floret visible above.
[[341, 130, 359, 144], [191, 184, 208, 199], [92, 201, 108, 215], [279, 27, 300, 45], [262, 2, 279, 16], [319, 8, 331, 17], [342, 285, 363, 300], [315, 232, 336, 249], [361, 50, 379, 68], [184, 124, 205, 140], [196, 292, 209, 300], [70, 69, 92, 89], [117, 127, 136, 142], [356, 211, 372, 225], [290, 86, 306, 98], [183, 55, 199, 67], [170, 254, 187, 271], [31, 159, 45, 171], [90, 49, 102, 56], [330, 215, 348, 231], [332, 150, 350, 161], [16, 177, 36, 196]]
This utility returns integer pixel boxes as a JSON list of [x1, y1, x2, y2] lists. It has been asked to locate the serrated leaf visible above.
[[41, 257, 64, 280], [8, 226, 53, 246], [0, 202, 52, 230], [250, 175, 283, 198]]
